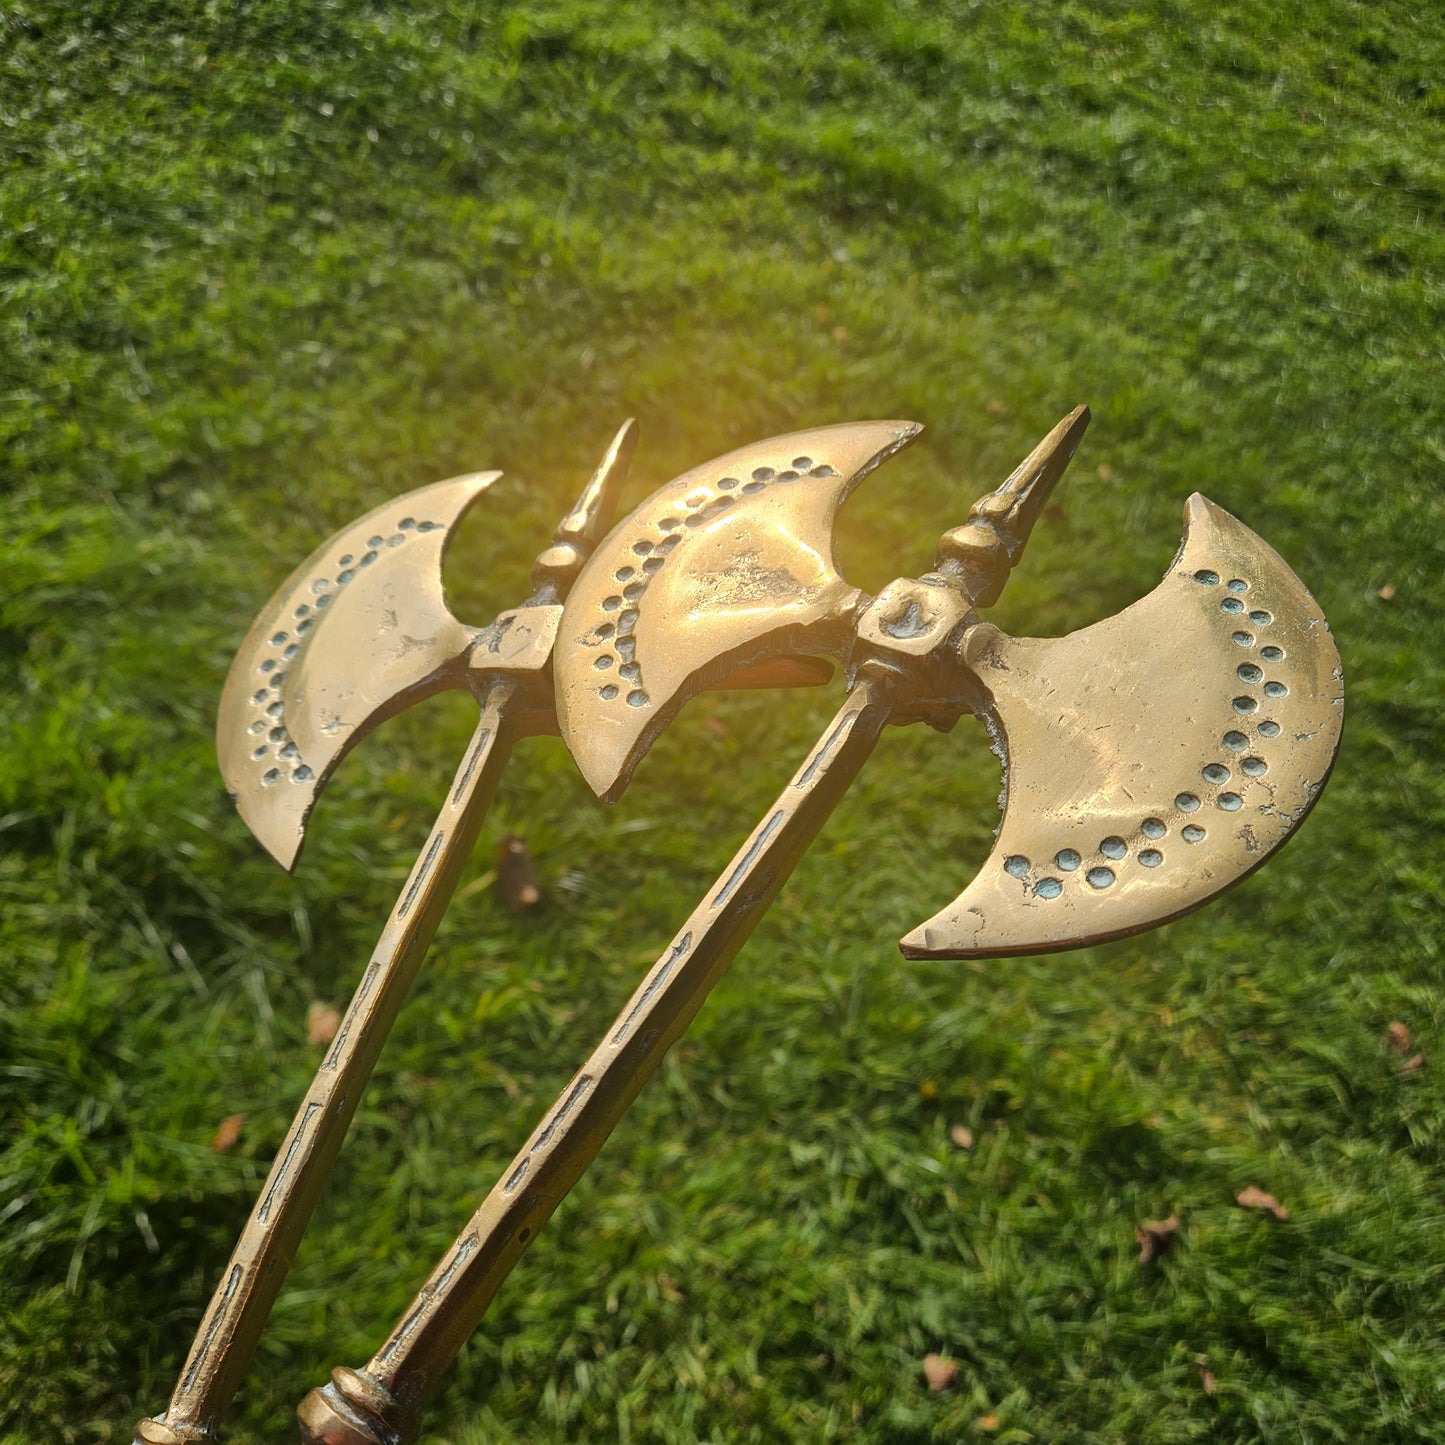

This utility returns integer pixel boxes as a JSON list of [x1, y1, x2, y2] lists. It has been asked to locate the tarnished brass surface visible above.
[[902, 495, 1343, 957], [296, 405, 1344, 1445], [216, 472, 498, 871], [555, 421, 920, 800], [139, 427, 636, 1445]]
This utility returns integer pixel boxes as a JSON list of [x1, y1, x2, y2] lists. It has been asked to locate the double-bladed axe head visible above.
[[555, 410, 1344, 958]]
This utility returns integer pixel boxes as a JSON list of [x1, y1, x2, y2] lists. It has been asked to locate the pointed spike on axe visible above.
[[530, 416, 639, 601], [295, 406, 1343, 1445], [934, 402, 1090, 606], [138, 422, 639, 1445]]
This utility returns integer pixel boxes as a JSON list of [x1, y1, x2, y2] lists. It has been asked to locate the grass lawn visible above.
[[2, 1, 1443, 1440]]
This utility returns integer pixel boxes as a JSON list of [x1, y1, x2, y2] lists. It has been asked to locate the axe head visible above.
[[555, 421, 921, 801], [901, 495, 1343, 959], [216, 473, 495, 870]]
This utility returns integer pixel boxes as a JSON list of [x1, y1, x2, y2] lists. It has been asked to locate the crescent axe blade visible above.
[[900, 494, 1345, 958], [216, 471, 498, 871], [554, 419, 923, 801]]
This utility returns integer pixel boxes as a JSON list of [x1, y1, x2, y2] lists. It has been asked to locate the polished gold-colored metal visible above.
[[554, 420, 920, 800], [138, 424, 637, 1445], [901, 494, 1344, 957], [297, 405, 1343, 1444], [216, 471, 499, 871]]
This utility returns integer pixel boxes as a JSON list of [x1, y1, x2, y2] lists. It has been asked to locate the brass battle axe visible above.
[[296, 409, 1343, 1442], [135, 424, 639, 1444]]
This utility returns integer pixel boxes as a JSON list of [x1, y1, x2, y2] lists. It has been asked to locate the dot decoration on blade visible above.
[[582, 457, 839, 710], [244, 514, 437, 786], [998, 563, 1292, 902]]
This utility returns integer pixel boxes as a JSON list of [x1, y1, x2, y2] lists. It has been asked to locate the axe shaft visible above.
[[297, 676, 893, 1442], [145, 680, 518, 1444]]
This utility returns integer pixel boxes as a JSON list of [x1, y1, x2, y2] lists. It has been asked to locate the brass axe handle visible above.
[[138, 685, 516, 1445]]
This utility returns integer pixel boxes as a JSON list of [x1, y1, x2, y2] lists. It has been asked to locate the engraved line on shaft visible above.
[[452, 727, 492, 806], [324, 959, 380, 1071], [795, 706, 860, 788], [712, 811, 785, 909], [379, 1230, 481, 1364], [530, 1074, 595, 1153], [179, 1263, 242, 1395], [505, 1074, 596, 1192], [256, 1102, 321, 1223], [613, 933, 692, 1044], [398, 830, 446, 919]]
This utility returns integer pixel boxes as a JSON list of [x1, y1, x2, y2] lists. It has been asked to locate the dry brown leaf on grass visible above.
[[1236, 1185, 1290, 1221], [1192, 1353, 1217, 1396], [1136, 1213, 1180, 1264], [496, 834, 541, 911], [306, 1001, 341, 1046], [950, 1123, 975, 1150], [210, 1114, 246, 1152], [922, 1353, 958, 1392], [1385, 1020, 1412, 1054], [1384, 1021, 1425, 1070]]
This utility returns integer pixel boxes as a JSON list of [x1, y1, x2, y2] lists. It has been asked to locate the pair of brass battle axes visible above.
[[137, 419, 844, 1445], [295, 408, 1343, 1441], [142, 407, 1343, 1443]]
